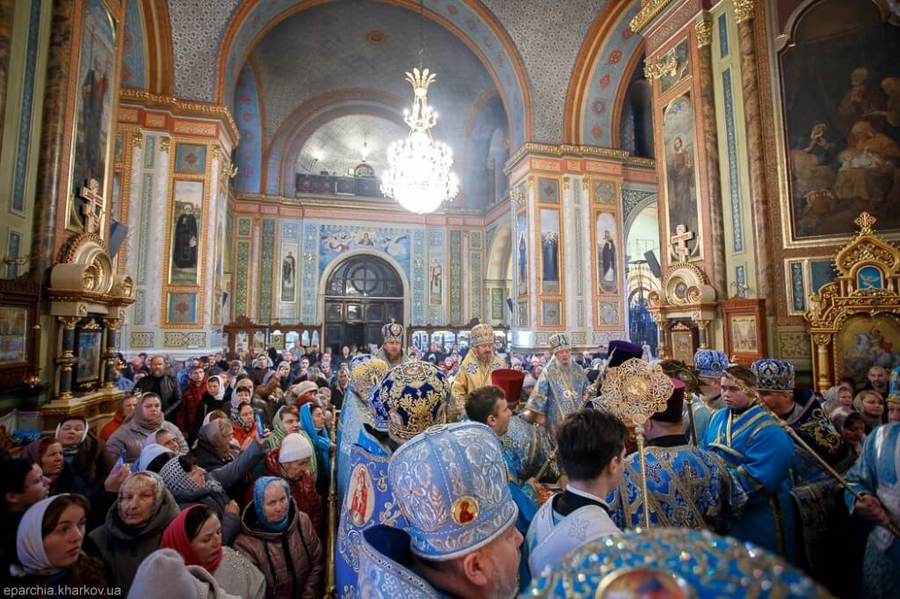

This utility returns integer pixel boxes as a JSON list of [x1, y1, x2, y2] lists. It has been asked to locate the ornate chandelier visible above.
[[381, 67, 458, 214]]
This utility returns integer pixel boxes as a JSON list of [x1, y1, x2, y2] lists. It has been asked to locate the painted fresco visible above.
[[169, 181, 203, 285], [658, 37, 691, 96], [429, 257, 442, 305], [662, 94, 699, 258], [540, 209, 560, 294], [319, 225, 410, 277], [70, 0, 116, 230], [167, 292, 198, 324], [596, 212, 618, 295], [838, 315, 900, 385], [280, 243, 298, 302], [516, 212, 528, 296], [780, 0, 900, 238]]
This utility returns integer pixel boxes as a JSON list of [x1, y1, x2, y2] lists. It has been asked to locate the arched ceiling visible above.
[[296, 114, 407, 179]]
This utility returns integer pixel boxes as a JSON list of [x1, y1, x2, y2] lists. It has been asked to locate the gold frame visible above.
[[588, 176, 626, 331], [535, 183, 566, 330]]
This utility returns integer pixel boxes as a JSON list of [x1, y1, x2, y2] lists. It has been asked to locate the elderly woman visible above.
[[6, 494, 108, 593], [823, 385, 855, 417], [232, 402, 259, 449], [135, 444, 174, 474], [54, 415, 115, 496], [191, 419, 238, 472], [235, 477, 323, 599], [106, 393, 188, 462], [85, 471, 179, 594], [161, 504, 266, 598], [202, 375, 229, 418], [100, 395, 138, 442], [268, 405, 302, 450], [248, 432, 324, 544], [159, 430, 268, 545], [22, 438, 64, 495], [127, 548, 241, 599]]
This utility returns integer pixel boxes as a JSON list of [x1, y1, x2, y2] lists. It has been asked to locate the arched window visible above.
[[619, 57, 655, 159]]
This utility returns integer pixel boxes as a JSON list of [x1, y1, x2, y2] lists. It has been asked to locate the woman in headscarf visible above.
[[259, 361, 292, 401], [192, 419, 238, 472], [854, 390, 886, 433], [231, 402, 258, 449], [235, 477, 323, 599], [54, 415, 115, 493], [6, 494, 108, 594], [21, 438, 64, 495], [202, 374, 229, 418], [247, 432, 324, 544], [135, 444, 174, 474], [268, 405, 302, 450], [0, 458, 49, 586], [160, 504, 265, 599], [830, 407, 866, 461], [100, 395, 138, 442], [84, 471, 179, 594], [159, 429, 268, 545], [823, 385, 855, 417], [300, 403, 333, 498], [106, 393, 188, 462]]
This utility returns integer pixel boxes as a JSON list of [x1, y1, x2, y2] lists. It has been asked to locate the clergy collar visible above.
[[647, 434, 688, 448], [563, 484, 610, 511]]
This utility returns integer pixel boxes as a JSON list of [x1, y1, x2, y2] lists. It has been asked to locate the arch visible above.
[[122, 0, 174, 94], [563, 0, 644, 145], [215, 0, 532, 148], [324, 253, 404, 298], [461, 92, 508, 209], [485, 221, 512, 282], [317, 249, 411, 326], [624, 193, 658, 242]]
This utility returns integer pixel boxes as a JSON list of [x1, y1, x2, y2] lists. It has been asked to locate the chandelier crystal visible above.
[[381, 68, 458, 214]]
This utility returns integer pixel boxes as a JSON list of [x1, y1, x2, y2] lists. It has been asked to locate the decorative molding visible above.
[[644, 48, 678, 80], [695, 13, 713, 48], [505, 143, 655, 174], [734, 0, 754, 24], [159, 137, 170, 153], [119, 88, 239, 143], [630, 0, 676, 33], [131, 131, 144, 149]]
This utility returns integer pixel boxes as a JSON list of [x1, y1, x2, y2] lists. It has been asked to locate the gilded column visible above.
[[695, 14, 728, 295], [102, 318, 122, 388], [734, 0, 775, 312], [31, 0, 78, 283], [813, 334, 831, 393], [56, 316, 79, 399], [0, 0, 14, 160]]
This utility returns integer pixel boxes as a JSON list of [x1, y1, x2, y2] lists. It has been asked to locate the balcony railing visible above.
[[295, 173, 383, 198]]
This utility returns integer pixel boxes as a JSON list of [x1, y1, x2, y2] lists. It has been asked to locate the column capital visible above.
[[734, 0, 754, 24], [57, 316, 80, 329], [695, 13, 713, 48]]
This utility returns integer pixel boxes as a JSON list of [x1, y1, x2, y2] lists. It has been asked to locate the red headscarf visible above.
[[160, 504, 224, 572]]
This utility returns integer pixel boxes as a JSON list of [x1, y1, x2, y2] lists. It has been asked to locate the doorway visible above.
[[323, 254, 404, 353]]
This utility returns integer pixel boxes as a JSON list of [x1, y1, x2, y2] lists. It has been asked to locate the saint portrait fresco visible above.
[[596, 212, 618, 295], [281, 249, 296, 302], [540, 210, 560, 294], [662, 94, 699, 257], [169, 181, 203, 285], [517, 212, 528, 296]]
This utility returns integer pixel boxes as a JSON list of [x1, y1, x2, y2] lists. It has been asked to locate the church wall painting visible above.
[[429, 258, 443, 305], [174, 143, 207, 175], [596, 212, 618, 295], [167, 292, 198, 325], [778, 0, 900, 240], [658, 37, 691, 97], [539, 209, 561, 294], [516, 211, 528, 297], [280, 242, 299, 303], [537, 178, 559, 203], [541, 300, 561, 327], [168, 180, 203, 285], [319, 225, 411, 279], [836, 315, 900, 386], [69, 0, 118, 231], [662, 93, 700, 259]]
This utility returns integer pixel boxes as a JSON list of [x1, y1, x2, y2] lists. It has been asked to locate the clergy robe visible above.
[[526, 486, 621, 578], [702, 403, 797, 562], [608, 434, 745, 532], [449, 349, 506, 419], [375, 347, 408, 370], [845, 423, 900, 599], [526, 357, 591, 439], [502, 414, 559, 483], [336, 387, 374, 510]]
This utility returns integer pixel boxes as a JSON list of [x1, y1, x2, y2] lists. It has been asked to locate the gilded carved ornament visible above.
[[695, 14, 713, 48], [734, 0, 754, 24], [57, 316, 80, 330], [630, 0, 676, 33], [644, 48, 678, 81], [159, 137, 171, 153], [131, 131, 143, 149]]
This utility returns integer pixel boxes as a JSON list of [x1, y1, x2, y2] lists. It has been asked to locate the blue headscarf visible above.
[[253, 476, 291, 532], [300, 403, 332, 475]]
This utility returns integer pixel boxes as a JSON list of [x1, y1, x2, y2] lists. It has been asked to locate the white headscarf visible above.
[[12, 495, 70, 577]]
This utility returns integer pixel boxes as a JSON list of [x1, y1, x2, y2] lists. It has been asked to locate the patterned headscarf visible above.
[[159, 456, 223, 497], [230, 398, 254, 432], [253, 476, 291, 532]]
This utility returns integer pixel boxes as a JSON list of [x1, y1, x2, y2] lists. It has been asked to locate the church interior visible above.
[[0, 0, 899, 596]]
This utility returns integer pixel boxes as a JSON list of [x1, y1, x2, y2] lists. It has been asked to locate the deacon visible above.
[[335, 354, 388, 508], [493, 369, 558, 482], [523, 333, 592, 438], [609, 378, 743, 531], [358, 422, 523, 599], [334, 360, 449, 594], [376, 321, 408, 369], [694, 349, 729, 411], [526, 410, 627, 577], [450, 323, 506, 420], [702, 365, 796, 562]]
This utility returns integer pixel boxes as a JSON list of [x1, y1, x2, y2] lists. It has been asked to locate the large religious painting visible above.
[[69, 0, 116, 230], [779, 0, 900, 239], [0, 307, 27, 365], [516, 212, 528, 296], [540, 209, 560, 294], [75, 328, 102, 385], [837, 315, 900, 386], [319, 226, 410, 277], [596, 212, 618, 295], [658, 37, 691, 96], [429, 257, 443, 305], [169, 181, 203, 285], [662, 94, 699, 258], [280, 243, 298, 302]]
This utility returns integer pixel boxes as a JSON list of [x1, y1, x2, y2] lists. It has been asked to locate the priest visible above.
[[449, 323, 506, 421], [376, 321, 408, 369]]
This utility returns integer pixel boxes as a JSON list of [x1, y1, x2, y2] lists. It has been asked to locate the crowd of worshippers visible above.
[[0, 321, 898, 598]]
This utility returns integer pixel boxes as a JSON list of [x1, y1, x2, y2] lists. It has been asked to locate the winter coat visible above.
[[133, 374, 183, 420], [169, 441, 265, 545], [105, 417, 188, 463], [245, 448, 325, 544], [99, 412, 125, 442], [178, 380, 208, 442], [232, 423, 258, 449], [70, 431, 116, 488], [234, 501, 323, 599], [85, 488, 180, 594], [212, 547, 267, 599]]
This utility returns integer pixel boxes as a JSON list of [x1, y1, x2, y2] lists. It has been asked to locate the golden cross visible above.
[[670, 224, 694, 263], [854, 212, 876, 233], [78, 179, 104, 234]]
